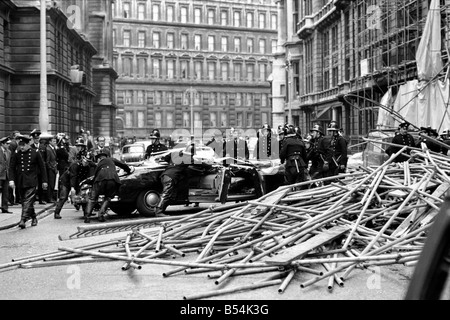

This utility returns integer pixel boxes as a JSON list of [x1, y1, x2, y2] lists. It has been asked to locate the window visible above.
[[194, 112, 202, 128], [125, 90, 132, 104], [259, 39, 266, 54], [261, 112, 268, 125], [166, 91, 173, 105], [181, 6, 188, 23], [210, 92, 216, 106], [210, 112, 217, 127], [237, 112, 243, 127], [259, 13, 266, 28], [194, 8, 202, 24], [271, 14, 277, 30], [221, 63, 228, 81], [183, 112, 190, 127], [220, 112, 228, 127], [123, 2, 130, 18], [221, 10, 228, 26], [207, 62, 216, 80], [234, 37, 241, 52], [138, 31, 146, 47], [181, 60, 189, 79], [137, 90, 144, 104], [208, 35, 215, 51], [271, 39, 277, 53], [154, 112, 162, 128], [152, 58, 161, 78], [233, 11, 241, 27], [167, 60, 174, 79], [194, 61, 202, 79], [261, 94, 268, 107], [152, 4, 159, 21], [246, 12, 253, 28], [152, 32, 160, 48], [208, 9, 215, 25], [181, 34, 188, 50], [166, 112, 174, 128], [167, 5, 174, 22], [220, 93, 227, 106], [125, 111, 133, 127], [123, 30, 131, 46], [221, 37, 228, 52], [260, 64, 267, 81], [235, 93, 242, 106], [246, 113, 253, 128], [123, 56, 132, 76], [194, 92, 201, 105], [154, 91, 162, 105], [195, 35, 202, 50], [167, 33, 174, 49], [247, 64, 254, 81], [246, 93, 253, 106], [234, 63, 242, 80], [247, 38, 254, 53], [137, 111, 145, 128], [137, 58, 147, 78], [138, 3, 146, 20]]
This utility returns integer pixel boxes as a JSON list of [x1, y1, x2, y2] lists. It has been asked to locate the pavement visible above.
[[0, 201, 57, 230]]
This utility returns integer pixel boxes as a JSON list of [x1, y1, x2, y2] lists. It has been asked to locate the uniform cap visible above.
[[0, 136, 11, 144], [75, 138, 86, 146], [398, 122, 410, 129], [30, 129, 41, 137], [16, 135, 32, 144], [327, 123, 339, 131], [149, 129, 161, 139], [310, 124, 324, 134]]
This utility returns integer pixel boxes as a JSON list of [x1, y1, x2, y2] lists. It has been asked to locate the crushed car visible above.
[[74, 148, 285, 217]]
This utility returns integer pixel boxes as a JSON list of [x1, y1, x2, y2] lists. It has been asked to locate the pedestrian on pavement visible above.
[[9, 135, 48, 229], [386, 122, 416, 163], [44, 134, 58, 203], [279, 126, 308, 188], [83, 151, 131, 223], [145, 129, 168, 159], [0, 137, 12, 213]]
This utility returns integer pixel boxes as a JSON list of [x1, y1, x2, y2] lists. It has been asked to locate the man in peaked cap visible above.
[[145, 129, 168, 159], [318, 122, 348, 183], [0, 137, 12, 213], [308, 124, 325, 184], [9, 135, 48, 229], [386, 122, 416, 163]]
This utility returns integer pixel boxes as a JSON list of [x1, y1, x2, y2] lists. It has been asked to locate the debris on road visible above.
[[2, 146, 450, 299]]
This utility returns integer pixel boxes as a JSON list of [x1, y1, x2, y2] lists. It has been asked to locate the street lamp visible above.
[[286, 52, 293, 125], [185, 86, 197, 136]]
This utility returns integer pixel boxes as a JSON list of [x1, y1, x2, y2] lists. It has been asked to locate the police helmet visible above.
[[149, 129, 161, 139]]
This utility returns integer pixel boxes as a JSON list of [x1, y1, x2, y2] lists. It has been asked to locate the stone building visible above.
[[275, 0, 450, 146], [113, 0, 278, 141], [0, 0, 116, 141]]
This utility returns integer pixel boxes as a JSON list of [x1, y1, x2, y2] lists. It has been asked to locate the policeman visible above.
[[145, 129, 168, 159], [319, 122, 348, 182], [40, 133, 58, 204], [83, 152, 131, 223], [72, 138, 96, 210], [9, 135, 48, 229], [0, 137, 12, 213], [154, 149, 193, 216], [309, 124, 325, 182], [279, 126, 307, 187], [386, 122, 415, 163], [417, 127, 441, 153], [30, 129, 46, 204]]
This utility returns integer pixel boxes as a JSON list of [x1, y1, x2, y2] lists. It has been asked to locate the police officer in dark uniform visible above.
[[280, 126, 307, 187], [145, 129, 168, 159], [386, 122, 416, 163], [417, 127, 441, 153], [9, 135, 48, 229], [83, 152, 131, 223], [308, 124, 325, 182], [154, 149, 194, 216], [319, 122, 348, 183], [29, 129, 46, 204]]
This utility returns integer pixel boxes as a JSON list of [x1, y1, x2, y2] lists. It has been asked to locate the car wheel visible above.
[[136, 190, 160, 217], [109, 203, 136, 216]]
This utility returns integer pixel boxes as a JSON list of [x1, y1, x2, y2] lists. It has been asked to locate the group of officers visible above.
[[0, 129, 132, 229]]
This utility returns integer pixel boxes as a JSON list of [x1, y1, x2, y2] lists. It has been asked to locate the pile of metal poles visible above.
[[2, 146, 450, 299]]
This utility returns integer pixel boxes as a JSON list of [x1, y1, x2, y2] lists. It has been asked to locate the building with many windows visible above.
[[275, 0, 450, 146], [113, 0, 278, 140], [0, 0, 116, 140]]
